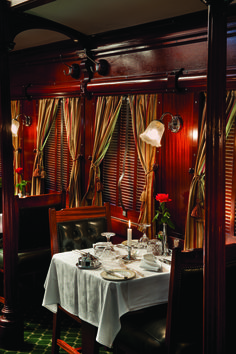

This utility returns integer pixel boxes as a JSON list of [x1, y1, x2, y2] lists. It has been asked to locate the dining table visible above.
[[42, 243, 171, 353]]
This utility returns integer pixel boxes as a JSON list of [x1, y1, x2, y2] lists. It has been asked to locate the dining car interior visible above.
[[0, 0, 236, 353]]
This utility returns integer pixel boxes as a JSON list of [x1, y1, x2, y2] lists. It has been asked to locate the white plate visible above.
[[101, 268, 135, 281]]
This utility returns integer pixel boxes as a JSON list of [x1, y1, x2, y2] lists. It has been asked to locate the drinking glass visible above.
[[100, 232, 116, 262], [138, 223, 151, 248], [101, 232, 115, 244], [147, 239, 163, 256]]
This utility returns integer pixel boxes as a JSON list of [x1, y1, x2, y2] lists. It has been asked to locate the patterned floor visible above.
[[0, 306, 112, 354]]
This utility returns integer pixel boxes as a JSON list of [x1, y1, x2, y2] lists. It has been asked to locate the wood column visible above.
[[203, 0, 231, 353], [0, 0, 23, 349]]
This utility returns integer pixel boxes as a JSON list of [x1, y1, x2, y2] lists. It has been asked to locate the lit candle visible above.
[[127, 220, 132, 246]]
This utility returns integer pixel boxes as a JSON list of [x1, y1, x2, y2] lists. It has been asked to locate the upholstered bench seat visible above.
[[0, 248, 51, 274], [57, 218, 107, 251]]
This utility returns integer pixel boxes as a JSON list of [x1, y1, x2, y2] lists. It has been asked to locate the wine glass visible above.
[[138, 223, 151, 248], [101, 232, 116, 245], [100, 232, 116, 262]]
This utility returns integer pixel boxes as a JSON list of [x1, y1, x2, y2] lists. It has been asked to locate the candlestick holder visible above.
[[122, 245, 136, 262]]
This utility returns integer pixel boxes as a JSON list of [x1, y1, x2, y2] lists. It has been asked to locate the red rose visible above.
[[15, 167, 23, 175], [155, 194, 172, 203]]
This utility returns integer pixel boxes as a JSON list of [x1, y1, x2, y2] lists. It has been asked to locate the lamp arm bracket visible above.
[[160, 112, 183, 133], [23, 83, 32, 101], [167, 68, 184, 92]]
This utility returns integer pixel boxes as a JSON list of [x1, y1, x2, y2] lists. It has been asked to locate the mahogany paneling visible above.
[[20, 100, 38, 193], [7, 8, 236, 100], [204, 2, 227, 353], [0, 0, 24, 349], [156, 92, 199, 238], [5, 7, 236, 241]]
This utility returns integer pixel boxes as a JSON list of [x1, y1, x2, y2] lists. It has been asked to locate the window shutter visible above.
[[44, 101, 72, 192], [103, 97, 146, 213], [225, 118, 235, 236]]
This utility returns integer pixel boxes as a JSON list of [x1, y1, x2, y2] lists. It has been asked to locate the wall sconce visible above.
[[12, 114, 32, 137], [139, 112, 183, 147]]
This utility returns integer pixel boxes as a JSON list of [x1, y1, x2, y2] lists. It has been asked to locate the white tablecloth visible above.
[[42, 247, 170, 348]]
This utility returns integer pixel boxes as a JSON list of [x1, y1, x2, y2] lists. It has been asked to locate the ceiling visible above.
[[10, 0, 236, 51]]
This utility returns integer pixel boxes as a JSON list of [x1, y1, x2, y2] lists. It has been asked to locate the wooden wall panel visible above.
[[156, 92, 199, 238], [7, 9, 236, 239]]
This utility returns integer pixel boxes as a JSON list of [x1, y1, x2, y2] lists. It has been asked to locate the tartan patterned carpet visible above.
[[0, 305, 112, 354]]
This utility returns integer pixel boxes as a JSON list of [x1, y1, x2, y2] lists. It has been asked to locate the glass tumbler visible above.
[[147, 239, 163, 256]]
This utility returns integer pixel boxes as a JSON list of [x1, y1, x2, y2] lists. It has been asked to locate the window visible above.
[[44, 101, 72, 193], [225, 118, 235, 236], [102, 97, 146, 215]]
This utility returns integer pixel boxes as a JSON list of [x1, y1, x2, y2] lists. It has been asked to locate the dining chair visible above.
[[225, 242, 236, 353], [113, 247, 204, 354], [0, 191, 66, 306], [48, 202, 112, 354]]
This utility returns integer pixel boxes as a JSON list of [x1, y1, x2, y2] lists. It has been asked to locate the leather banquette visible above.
[[0, 192, 66, 304], [49, 202, 111, 255], [57, 217, 107, 252]]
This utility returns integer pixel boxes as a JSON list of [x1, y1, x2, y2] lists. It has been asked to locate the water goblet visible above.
[[138, 223, 151, 248], [101, 232, 115, 245], [100, 232, 116, 262]]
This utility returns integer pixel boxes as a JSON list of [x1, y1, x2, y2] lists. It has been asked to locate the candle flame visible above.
[[128, 220, 131, 228]]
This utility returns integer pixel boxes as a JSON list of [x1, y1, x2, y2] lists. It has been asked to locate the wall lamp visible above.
[[139, 112, 183, 147], [12, 114, 32, 137]]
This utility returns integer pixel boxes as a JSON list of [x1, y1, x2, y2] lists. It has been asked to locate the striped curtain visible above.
[[63, 97, 82, 207], [129, 94, 158, 238], [11, 100, 21, 194], [184, 95, 206, 250], [31, 98, 59, 195], [82, 96, 122, 206], [184, 91, 236, 249]]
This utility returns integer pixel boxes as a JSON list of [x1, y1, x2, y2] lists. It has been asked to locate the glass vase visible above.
[[163, 223, 169, 256]]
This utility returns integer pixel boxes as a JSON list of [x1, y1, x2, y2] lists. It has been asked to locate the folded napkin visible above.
[[140, 253, 162, 272]]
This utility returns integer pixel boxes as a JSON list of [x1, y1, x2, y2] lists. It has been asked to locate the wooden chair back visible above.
[[49, 202, 111, 256], [225, 243, 236, 353], [165, 247, 203, 353], [14, 191, 66, 252]]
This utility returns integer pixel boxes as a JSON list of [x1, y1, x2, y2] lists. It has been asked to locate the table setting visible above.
[[42, 223, 172, 349]]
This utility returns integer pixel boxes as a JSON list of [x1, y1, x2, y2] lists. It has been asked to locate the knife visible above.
[[104, 269, 127, 279]]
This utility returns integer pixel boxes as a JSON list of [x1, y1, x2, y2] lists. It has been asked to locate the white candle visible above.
[[127, 220, 132, 246]]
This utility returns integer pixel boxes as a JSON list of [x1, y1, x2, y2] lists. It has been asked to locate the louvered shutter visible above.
[[44, 101, 72, 192], [225, 118, 235, 236], [103, 97, 146, 212]]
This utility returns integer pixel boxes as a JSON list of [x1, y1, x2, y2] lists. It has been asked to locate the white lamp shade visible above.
[[140, 120, 165, 147], [12, 119, 20, 137]]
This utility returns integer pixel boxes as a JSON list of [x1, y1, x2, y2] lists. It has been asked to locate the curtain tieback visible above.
[[145, 163, 158, 176], [73, 154, 83, 162]]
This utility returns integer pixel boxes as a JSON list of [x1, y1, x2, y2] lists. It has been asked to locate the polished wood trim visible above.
[[0, 0, 24, 349], [204, 1, 227, 353]]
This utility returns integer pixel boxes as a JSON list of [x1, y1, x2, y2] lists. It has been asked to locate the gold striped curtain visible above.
[[63, 97, 82, 208], [184, 96, 206, 250], [129, 94, 158, 238], [11, 100, 21, 195], [31, 98, 59, 195], [184, 91, 236, 249], [82, 96, 122, 206]]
